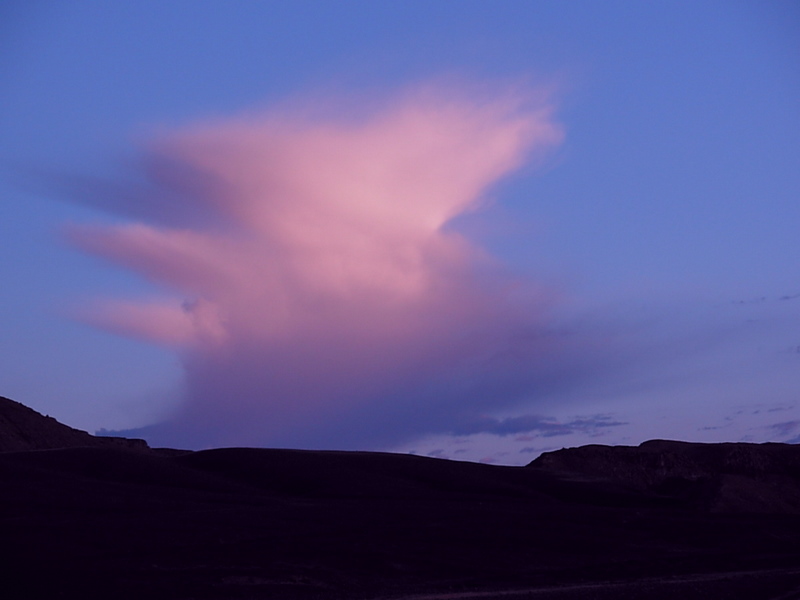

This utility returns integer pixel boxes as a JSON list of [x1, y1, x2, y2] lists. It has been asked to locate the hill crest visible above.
[[0, 395, 148, 452]]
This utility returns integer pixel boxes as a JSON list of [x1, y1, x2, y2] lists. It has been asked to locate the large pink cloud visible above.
[[68, 83, 567, 449]]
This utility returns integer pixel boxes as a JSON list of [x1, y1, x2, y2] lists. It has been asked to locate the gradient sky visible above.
[[1, 1, 798, 464]]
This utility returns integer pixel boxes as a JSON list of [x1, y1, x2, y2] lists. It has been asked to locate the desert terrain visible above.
[[2, 395, 800, 599]]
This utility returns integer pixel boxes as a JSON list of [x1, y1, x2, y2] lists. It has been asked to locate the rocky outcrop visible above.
[[528, 439, 800, 512], [0, 395, 149, 452]]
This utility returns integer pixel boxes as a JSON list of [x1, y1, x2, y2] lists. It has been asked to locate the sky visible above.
[[1, 0, 798, 464]]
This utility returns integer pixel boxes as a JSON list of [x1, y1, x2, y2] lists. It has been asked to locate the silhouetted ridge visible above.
[[529, 439, 800, 512], [4, 395, 800, 598], [0, 395, 148, 452]]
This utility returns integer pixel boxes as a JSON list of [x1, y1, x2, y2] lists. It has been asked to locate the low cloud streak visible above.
[[453, 413, 628, 437]]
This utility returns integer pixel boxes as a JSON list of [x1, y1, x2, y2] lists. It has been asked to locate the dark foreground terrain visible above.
[[2, 396, 800, 599]]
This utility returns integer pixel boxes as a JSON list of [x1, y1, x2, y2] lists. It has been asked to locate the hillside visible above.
[[2, 395, 800, 599], [0, 395, 148, 452], [529, 439, 800, 513]]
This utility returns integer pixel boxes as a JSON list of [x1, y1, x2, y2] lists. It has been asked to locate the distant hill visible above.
[[0, 395, 148, 452], [529, 439, 800, 513]]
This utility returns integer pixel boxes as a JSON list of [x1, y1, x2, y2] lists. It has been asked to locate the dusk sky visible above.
[[1, 1, 798, 464]]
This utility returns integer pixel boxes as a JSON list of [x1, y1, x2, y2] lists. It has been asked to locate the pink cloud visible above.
[[68, 82, 566, 449]]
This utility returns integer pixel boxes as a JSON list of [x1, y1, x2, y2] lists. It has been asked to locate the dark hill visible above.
[[529, 439, 800, 513], [0, 395, 148, 452], [3, 395, 800, 600]]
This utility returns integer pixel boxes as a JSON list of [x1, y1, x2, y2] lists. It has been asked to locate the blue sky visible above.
[[1, 1, 798, 463]]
